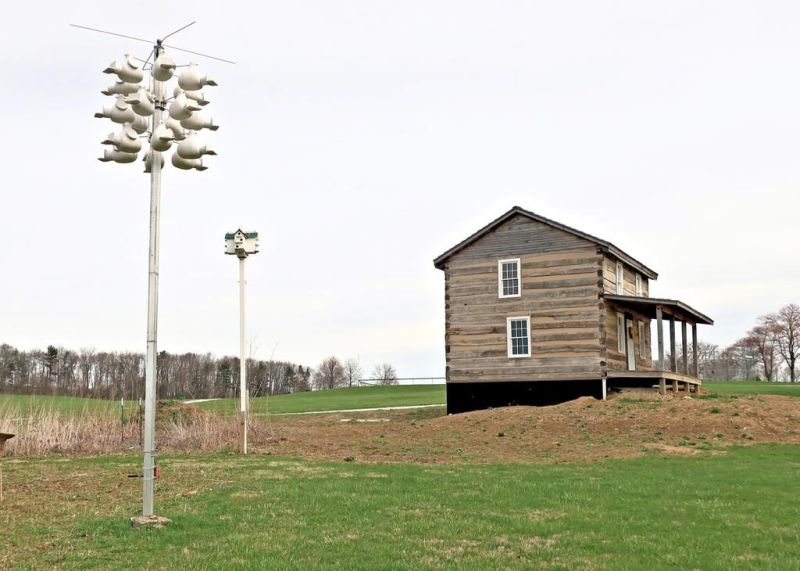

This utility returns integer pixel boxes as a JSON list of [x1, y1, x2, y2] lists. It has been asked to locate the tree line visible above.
[[311, 356, 397, 390], [693, 303, 800, 382], [0, 343, 314, 400]]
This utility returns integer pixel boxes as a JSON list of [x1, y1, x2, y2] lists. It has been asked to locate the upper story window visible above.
[[615, 261, 624, 295], [635, 274, 643, 297], [498, 258, 521, 298], [507, 316, 531, 357]]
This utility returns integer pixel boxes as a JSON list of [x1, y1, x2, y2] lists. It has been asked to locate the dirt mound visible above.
[[256, 394, 800, 464]]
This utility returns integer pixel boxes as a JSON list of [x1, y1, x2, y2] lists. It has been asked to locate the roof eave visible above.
[[433, 206, 658, 280], [599, 245, 659, 280], [604, 294, 714, 325]]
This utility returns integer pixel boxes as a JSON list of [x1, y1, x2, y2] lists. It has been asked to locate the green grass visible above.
[[198, 384, 446, 416], [704, 380, 800, 397], [4, 445, 800, 569], [0, 394, 120, 418]]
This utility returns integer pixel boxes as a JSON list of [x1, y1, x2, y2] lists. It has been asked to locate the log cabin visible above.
[[433, 206, 713, 414]]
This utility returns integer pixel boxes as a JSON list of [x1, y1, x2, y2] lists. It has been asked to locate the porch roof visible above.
[[604, 294, 714, 325]]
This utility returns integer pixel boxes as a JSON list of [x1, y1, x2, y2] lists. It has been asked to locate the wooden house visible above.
[[433, 206, 713, 414]]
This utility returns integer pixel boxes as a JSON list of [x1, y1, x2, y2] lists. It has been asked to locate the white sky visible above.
[[1, 1, 799, 376]]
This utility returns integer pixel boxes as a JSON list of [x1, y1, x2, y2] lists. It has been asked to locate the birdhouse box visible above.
[[225, 229, 259, 258]]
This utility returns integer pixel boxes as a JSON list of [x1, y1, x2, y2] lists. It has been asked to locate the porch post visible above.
[[681, 321, 688, 375], [692, 323, 699, 378], [656, 306, 664, 371], [669, 317, 676, 373]]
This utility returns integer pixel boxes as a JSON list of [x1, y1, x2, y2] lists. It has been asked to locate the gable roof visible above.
[[432, 206, 658, 279], [224, 229, 258, 240]]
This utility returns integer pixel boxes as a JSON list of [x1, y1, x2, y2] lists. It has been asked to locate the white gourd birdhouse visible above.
[[101, 81, 140, 96], [176, 131, 216, 159], [180, 111, 218, 131], [168, 92, 202, 121], [94, 94, 137, 124], [151, 53, 177, 81], [150, 121, 175, 152], [103, 54, 144, 83], [171, 152, 207, 171], [178, 63, 218, 91], [98, 148, 138, 163], [130, 114, 149, 134], [125, 88, 155, 116], [102, 125, 142, 153]]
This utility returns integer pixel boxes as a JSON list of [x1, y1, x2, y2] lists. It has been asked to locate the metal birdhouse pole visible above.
[[74, 21, 231, 520], [225, 230, 260, 454]]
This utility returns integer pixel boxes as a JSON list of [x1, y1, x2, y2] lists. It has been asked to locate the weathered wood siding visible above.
[[603, 304, 654, 372], [444, 215, 604, 383], [602, 257, 649, 296]]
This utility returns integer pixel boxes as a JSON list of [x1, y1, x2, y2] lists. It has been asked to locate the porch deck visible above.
[[607, 370, 700, 395]]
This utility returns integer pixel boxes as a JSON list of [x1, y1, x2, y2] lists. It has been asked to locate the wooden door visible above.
[[625, 317, 636, 371]]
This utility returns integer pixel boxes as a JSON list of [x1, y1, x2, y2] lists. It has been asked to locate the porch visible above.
[[607, 370, 701, 395], [604, 294, 714, 395]]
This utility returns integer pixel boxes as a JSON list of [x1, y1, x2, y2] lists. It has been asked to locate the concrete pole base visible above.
[[130, 515, 172, 528]]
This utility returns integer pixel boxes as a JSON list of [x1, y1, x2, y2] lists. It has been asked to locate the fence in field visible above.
[[357, 377, 445, 387]]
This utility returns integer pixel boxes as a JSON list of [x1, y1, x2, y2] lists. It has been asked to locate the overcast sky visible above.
[[1, 1, 799, 376]]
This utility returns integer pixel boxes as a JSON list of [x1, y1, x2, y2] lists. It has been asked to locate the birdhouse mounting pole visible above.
[[142, 41, 164, 518], [239, 255, 248, 454]]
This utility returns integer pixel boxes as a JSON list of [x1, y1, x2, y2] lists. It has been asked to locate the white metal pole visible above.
[[239, 255, 248, 454], [142, 44, 164, 517]]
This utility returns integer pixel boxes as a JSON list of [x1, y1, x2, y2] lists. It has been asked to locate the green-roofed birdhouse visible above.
[[224, 229, 259, 259]]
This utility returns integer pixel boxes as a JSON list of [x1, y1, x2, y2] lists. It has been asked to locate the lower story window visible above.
[[507, 317, 531, 358]]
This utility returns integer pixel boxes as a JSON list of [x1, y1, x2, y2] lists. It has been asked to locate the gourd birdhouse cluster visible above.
[[95, 52, 219, 172]]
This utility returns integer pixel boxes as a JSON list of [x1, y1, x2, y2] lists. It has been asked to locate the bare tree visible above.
[[313, 356, 347, 390], [371, 362, 398, 385], [344, 358, 362, 388], [767, 304, 800, 382], [289, 365, 312, 393], [743, 322, 777, 381], [692, 341, 719, 380]]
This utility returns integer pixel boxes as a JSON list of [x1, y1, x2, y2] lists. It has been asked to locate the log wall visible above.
[[444, 214, 604, 383], [603, 303, 654, 372], [601, 257, 650, 296], [599, 255, 654, 372]]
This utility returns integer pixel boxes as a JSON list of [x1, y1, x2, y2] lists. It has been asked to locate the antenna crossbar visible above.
[[71, 23, 236, 64]]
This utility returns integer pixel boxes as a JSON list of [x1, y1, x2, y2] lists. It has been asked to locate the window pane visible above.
[[500, 261, 520, 297], [509, 318, 529, 355]]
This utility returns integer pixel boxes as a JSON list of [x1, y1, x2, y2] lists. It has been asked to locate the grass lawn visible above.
[[704, 380, 800, 397], [0, 394, 119, 418], [198, 384, 446, 416], [3, 444, 799, 569]]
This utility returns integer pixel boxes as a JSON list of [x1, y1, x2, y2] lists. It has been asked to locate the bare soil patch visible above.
[[254, 393, 800, 463]]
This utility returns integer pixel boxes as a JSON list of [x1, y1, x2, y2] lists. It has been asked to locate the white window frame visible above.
[[615, 261, 624, 295], [506, 316, 532, 358], [635, 274, 643, 297], [617, 313, 626, 353], [638, 321, 646, 358], [498, 258, 522, 299]]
